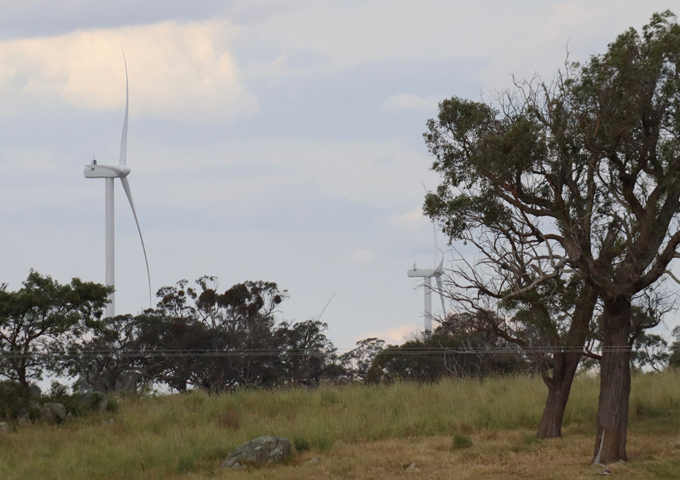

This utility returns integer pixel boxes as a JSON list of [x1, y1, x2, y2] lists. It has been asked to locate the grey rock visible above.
[[221, 436, 292, 468], [102, 418, 115, 425], [83, 392, 108, 412], [0, 422, 9, 433], [40, 403, 67, 423], [306, 457, 321, 464], [405, 462, 419, 471], [17, 409, 31, 426]]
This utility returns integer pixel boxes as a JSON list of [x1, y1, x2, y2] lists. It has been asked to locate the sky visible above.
[[0, 0, 678, 350]]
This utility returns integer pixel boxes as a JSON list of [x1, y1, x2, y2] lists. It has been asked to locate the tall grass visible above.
[[0, 371, 679, 479]]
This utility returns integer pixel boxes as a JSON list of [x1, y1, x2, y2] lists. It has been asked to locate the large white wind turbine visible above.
[[83, 53, 151, 317], [406, 186, 447, 335]]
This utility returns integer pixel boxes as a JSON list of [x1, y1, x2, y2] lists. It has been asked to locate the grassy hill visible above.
[[1, 372, 679, 479]]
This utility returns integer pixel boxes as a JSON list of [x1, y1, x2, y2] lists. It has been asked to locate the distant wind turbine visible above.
[[83, 51, 151, 317], [407, 185, 446, 335]]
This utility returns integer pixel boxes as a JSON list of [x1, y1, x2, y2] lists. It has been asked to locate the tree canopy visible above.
[[0, 271, 111, 403], [424, 11, 680, 462]]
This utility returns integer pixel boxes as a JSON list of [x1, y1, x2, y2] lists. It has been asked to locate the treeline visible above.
[[2, 271, 679, 415], [0, 272, 533, 405]]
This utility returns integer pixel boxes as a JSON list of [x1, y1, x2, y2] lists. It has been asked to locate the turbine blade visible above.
[[437, 247, 444, 270], [435, 274, 446, 316], [315, 291, 336, 322], [119, 177, 152, 307], [433, 222, 438, 266], [119, 48, 129, 166]]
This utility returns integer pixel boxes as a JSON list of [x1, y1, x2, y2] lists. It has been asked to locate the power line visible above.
[[0, 345, 625, 359]]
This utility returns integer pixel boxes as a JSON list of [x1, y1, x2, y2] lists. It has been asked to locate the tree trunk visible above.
[[593, 296, 631, 464], [538, 283, 597, 438], [17, 358, 31, 409], [537, 351, 581, 438]]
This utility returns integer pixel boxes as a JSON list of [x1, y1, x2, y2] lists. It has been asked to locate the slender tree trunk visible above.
[[537, 351, 581, 438], [538, 284, 597, 438], [17, 358, 31, 409], [593, 296, 631, 463]]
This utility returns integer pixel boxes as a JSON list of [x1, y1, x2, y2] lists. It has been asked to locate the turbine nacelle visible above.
[[84, 162, 131, 179], [407, 256, 444, 278], [407, 267, 437, 277], [407, 183, 448, 334]]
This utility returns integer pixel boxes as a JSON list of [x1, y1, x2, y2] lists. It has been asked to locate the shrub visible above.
[[293, 437, 311, 452], [451, 433, 473, 450]]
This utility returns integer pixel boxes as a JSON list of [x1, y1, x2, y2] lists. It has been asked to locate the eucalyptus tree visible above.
[[62, 314, 149, 394], [430, 207, 599, 438], [670, 326, 680, 368], [423, 11, 680, 462], [0, 271, 110, 403]]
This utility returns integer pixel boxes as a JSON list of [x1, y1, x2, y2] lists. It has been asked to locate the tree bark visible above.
[[17, 358, 31, 408], [593, 296, 631, 464], [538, 283, 597, 438], [537, 351, 581, 438]]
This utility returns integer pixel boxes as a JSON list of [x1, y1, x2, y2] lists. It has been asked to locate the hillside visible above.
[[1, 372, 679, 479]]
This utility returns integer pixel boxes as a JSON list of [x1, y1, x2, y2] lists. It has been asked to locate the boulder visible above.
[[83, 392, 108, 412], [17, 409, 31, 426], [40, 403, 67, 423], [0, 422, 8, 433], [221, 436, 291, 469]]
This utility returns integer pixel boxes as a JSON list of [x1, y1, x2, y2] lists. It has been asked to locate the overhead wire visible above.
[[0, 345, 624, 359]]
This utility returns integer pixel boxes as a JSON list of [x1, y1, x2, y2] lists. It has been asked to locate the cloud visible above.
[[381, 94, 439, 112], [541, 2, 604, 40], [391, 208, 425, 230], [0, 20, 257, 120], [362, 323, 417, 344], [351, 249, 373, 263], [284, 48, 328, 69]]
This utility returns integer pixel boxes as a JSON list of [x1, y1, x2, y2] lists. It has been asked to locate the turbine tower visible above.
[[84, 52, 151, 317], [407, 186, 446, 335]]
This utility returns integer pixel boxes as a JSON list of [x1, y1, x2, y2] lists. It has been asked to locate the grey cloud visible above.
[[233, 39, 283, 68], [0, 0, 321, 40], [0, 57, 487, 149], [206, 179, 386, 233], [0, 1, 229, 40], [371, 155, 398, 167], [230, 56, 488, 141], [285, 49, 328, 69]]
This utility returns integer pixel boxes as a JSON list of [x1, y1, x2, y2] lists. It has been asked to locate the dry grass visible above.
[[216, 407, 241, 430], [0, 372, 679, 479], [208, 431, 680, 480]]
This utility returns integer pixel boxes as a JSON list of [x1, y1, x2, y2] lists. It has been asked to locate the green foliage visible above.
[[127, 277, 340, 392], [452, 433, 473, 450], [0, 381, 38, 420], [49, 381, 68, 399], [669, 326, 680, 370], [631, 332, 669, 372], [0, 271, 111, 404], [366, 326, 530, 384], [424, 12, 680, 457], [293, 437, 311, 452], [176, 456, 195, 474], [339, 337, 386, 381], [105, 395, 118, 412], [84, 391, 107, 411]]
